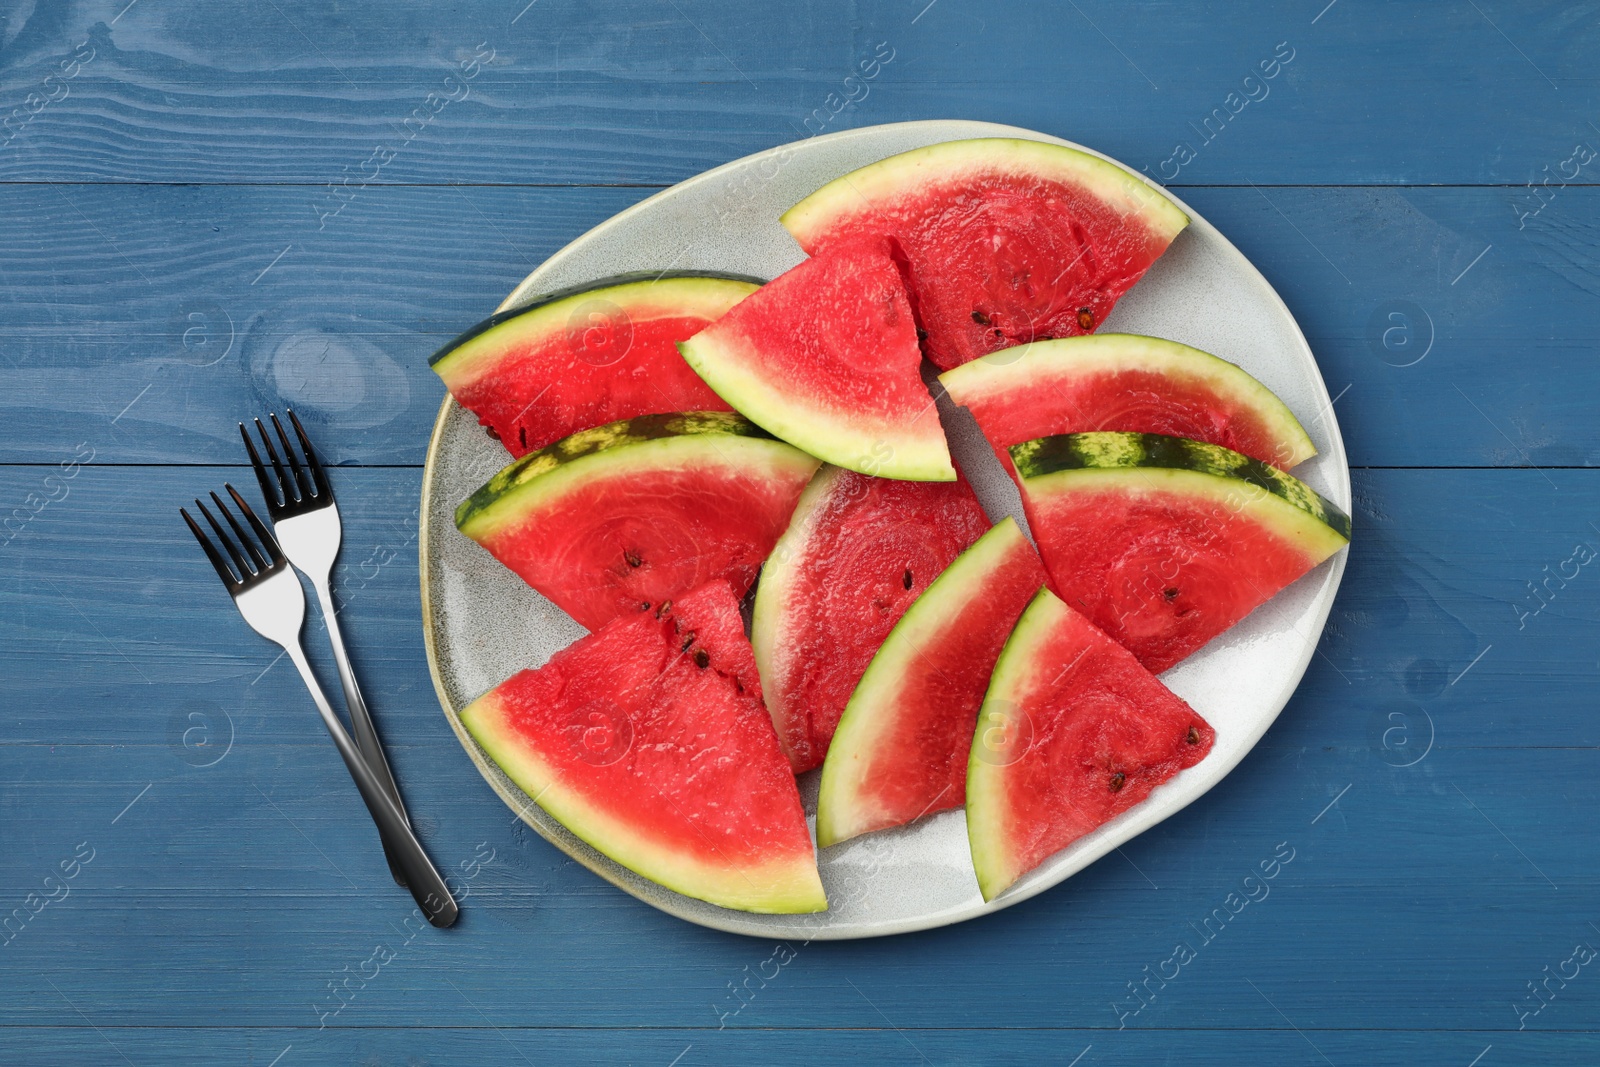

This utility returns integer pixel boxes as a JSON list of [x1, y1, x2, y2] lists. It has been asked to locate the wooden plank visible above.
[[0, 1027, 1583, 1066], [1, 465, 1597, 1033], [2, 184, 1597, 468], [0, 0, 1588, 186]]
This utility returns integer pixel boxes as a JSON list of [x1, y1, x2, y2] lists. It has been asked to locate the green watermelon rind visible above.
[[940, 334, 1318, 470], [816, 516, 1033, 848], [780, 137, 1189, 248], [460, 691, 829, 914], [1011, 431, 1352, 549], [966, 587, 1063, 902], [676, 334, 957, 482], [430, 273, 762, 387], [455, 411, 819, 542]]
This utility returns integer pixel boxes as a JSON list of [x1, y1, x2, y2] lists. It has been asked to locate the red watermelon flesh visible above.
[[456, 413, 820, 632], [782, 139, 1190, 370], [966, 588, 1214, 901], [815, 518, 1047, 846], [939, 334, 1317, 475], [1013, 432, 1351, 674], [677, 236, 956, 481], [752, 465, 991, 774], [431, 275, 755, 457], [458, 580, 826, 913]]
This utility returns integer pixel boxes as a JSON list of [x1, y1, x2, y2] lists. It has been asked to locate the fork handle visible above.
[[284, 644, 459, 928], [309, 576, 413, 889]]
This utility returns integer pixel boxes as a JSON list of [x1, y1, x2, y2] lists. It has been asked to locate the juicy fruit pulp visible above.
[[816, 518, 1047, 847], [966, 588, 1215, 901], [752, 465, 991, 774], [431, 274, 755, 457], [782, 138, 1190, 370], [459, 581, 826, 913], [1013, 431, 1351, 673], [457, 412, 820, 631], [939, 334, 1317, 473], [678, 236, 956, 481]]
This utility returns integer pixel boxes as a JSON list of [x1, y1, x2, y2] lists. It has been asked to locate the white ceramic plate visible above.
[[420, 120, 1350, 940]]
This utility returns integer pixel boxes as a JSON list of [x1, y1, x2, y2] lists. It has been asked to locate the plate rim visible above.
[[418, 118, 1350, 939]]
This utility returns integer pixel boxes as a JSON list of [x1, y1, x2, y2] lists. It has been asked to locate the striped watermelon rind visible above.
[[940, 334, 1317, 471], [1011, 430, 1351, 547]]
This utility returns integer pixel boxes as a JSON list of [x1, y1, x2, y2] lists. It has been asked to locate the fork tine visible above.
[[211, 491, 267, 574], [226, 483, 285, 567], [254, 418, 297, 506], [182, 507, 240, 587], [286, 409, 329, 500], [196, 497, 253, 580], [270, 412, 313, 504], [240, 421, 282, 509]]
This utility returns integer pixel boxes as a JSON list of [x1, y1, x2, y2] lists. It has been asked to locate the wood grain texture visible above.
[[1, 183, 1598, 467], [0, 0, 1592, 185], [0, 465, 1596, 1046], [1, 0, 1592, 1058]]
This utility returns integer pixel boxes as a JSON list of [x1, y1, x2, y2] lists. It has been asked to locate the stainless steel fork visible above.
[[181, 486, 458, 928], [240, 411, 412, 889]]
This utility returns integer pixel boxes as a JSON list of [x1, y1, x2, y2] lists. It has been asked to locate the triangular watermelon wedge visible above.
[[782, 138, 1190, 370], [432, 274, 756, 457], [752, 465, 991, 774], [460, 581, 826, 914], [678, 236, 956, 481], [940, 334, 1317, 473], [816, 517, 1046, 847], [1013, 431, 1351, 673], [456, 412, 820, 631], [967, 588, 1215, 902]]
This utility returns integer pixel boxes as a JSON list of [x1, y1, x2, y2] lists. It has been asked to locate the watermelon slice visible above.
[[939, 334, 1316, 473], [1013, 431, 1351, 673], [782, 138, 1190, 370], [752, 465, 990, 773], [459, 581, 826, 913], [816, 518, 1047, 847], [431, 274, 757, 457], [457, 412, 820, 631], [678, 237, 955, 482], [967, 587, 1215, 901]]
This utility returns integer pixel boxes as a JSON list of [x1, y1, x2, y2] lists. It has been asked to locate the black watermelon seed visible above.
[[518, 426, 528, 450], [624, 550, 642, 568], [484, 424, 501, 441], [971, 310, 992, 325], [655, 600, 673, 618], [1163, 587, 1179, 602], [693, 648, 710, 669], [1109, 772, 1126, 793], [902, 568, 914, 590], [680, 633, 696, 653], [1186, 726, 1200, 745], [1077, 307, 1095, 331]]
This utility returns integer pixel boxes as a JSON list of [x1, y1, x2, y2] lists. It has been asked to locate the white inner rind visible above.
[[460, 694, 828, 914], [1022, 466, 1350, 560], [781, 137, 1190, 247], [677, 333, 957, 482], [940, 334, 1318, 469], [817, 518, 1028, 847], [458, 433, 820, 543], [434, 276, 760, 389]]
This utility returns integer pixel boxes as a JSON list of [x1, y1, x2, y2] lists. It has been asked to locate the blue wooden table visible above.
[[3, 0, 1596, 1062]]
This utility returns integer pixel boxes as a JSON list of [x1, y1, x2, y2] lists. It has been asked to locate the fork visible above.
[[181, 486, 458, 928], [240, 411, 412, 889]]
